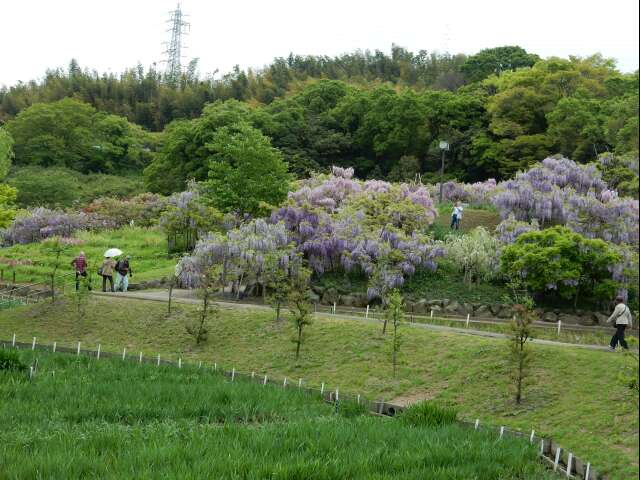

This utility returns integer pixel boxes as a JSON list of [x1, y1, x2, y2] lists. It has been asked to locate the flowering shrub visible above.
[[83, 193, 167, 228], [430, 179, 498, 206], [445, 227, 500, 284], [492, 156, 639, 246], [179, 167, 444, 297], [0, 208, 98, 245], [495, 215, 540, 244]]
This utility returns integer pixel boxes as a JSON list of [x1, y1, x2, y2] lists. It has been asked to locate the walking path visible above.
[[92, 290, 625, 352]]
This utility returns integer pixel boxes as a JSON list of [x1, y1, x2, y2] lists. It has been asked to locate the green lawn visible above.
[[0, 349, 553, 479], [0, 226, 175, 285], [1, 296, 637, 479]]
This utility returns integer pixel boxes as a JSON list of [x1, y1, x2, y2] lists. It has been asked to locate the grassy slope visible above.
[[433, 204, 502, 233], [1, 296, 637, 479], [1, 350, 552, 479], [0, 226, 175, 284]]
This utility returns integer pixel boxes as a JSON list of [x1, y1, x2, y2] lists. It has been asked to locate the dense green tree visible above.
[[144, 100, 254, 194], [501, 226, 620, 308], [5, 98, 154, 174], [0, 127, 13, 179], [202, 123, 292, 216], [7, 167, 80, 208], [461, 46, 539, 83]]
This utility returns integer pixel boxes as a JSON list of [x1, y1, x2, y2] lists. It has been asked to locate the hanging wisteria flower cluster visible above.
[[492, 156, 639, 246], [494, 215, 540, 244], [429, 179, 498, 206], [180, 166, 445, 296]]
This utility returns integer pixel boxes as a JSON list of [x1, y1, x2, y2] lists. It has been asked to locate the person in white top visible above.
[[607, 295, 633, 350], [450, 201, 464, 230]]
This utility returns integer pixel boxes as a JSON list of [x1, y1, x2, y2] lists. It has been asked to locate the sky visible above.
[[1, 0, 638, 87]]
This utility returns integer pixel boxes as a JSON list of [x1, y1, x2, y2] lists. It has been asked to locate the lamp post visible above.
[[438, 140, 449, 204]]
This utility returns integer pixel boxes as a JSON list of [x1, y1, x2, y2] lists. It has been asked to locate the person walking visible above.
[[607, 295, 633, 351], [450, 201, 464, 230], [100, 257, 116, 292], [114, 256, 133, 292], [71, 251, 90, 291]]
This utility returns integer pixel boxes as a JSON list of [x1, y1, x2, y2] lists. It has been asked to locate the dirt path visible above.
[[92, 290, 622, 353]]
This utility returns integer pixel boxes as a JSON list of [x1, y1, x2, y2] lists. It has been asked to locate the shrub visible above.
[[8, 167, 81, 208], [501, 226, 620, 308], [0, 349, 27, 372], [399, 401, 458, 428], [445, 227, 500, 284]]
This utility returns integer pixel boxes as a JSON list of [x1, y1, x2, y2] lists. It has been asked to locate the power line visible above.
[[162, 3, 189, 84]]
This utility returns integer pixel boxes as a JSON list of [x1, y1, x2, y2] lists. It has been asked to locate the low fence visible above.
[[0, 272, 77, 309], [2, 335, 606, 479], [312, 302, 638, 338]]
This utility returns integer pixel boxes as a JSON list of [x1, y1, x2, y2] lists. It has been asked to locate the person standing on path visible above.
[[71, 251, 90, 291], [607, 296, 633, 350], [450, 201, 464, 230], [100, 257, 116, 292], [114, 256, 133, 292]]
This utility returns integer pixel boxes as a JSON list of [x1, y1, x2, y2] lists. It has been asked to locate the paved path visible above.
[[92, 290, 626, 352]]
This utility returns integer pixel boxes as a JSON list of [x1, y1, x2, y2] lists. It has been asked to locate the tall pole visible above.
[[438, 148, 445, 204]]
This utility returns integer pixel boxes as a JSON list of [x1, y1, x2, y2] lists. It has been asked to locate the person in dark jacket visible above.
[[607, 296, 634, 350], [71, 251, 91, 291], [114, 256, 133, 292]]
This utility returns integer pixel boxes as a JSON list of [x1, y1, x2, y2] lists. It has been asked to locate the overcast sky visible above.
[[2, 0, 638, 87]]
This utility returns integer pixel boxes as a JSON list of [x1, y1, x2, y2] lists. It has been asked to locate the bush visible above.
[[398, 401, 458, 428], [0, 349, 27, 372], [8, 167, 81, 208]]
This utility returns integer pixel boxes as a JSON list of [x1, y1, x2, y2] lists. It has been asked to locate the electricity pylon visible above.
[[162, 4, 189, 85]]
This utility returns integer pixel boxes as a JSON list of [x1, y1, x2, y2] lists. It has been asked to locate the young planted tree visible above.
[[186, 267, 220, 345], [42, 237, 64, 303], [384, 290, 405, 377], [506, 283, 535, 405], [264, 260, 291, 322], [288, 267, 312, 360]]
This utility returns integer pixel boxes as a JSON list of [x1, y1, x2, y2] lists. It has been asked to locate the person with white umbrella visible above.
[[99, 248, 121, 292]]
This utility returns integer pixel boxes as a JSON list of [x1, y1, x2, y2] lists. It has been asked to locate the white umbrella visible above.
[[104, 248, 123, 258]]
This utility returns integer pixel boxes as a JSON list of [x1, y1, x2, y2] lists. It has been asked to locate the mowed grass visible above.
[[0, 226, 175, 285], [0, 296, 637, 479], [0, 350, 554, 479], [434, 204, 502, 233]]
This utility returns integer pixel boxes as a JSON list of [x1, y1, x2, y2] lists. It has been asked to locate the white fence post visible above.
[[76, 342, 81, 356], [231, 368, 235, 381], [178, 358, 182, 369], [283, 377, 287, 388], [298, 378, 302, 388], [557, 320, 562, 335], [251, 371, 255, 379], [540, 439, 544, 455], [585, 462, 591, 480], [335, 388, 339, 402], [122, 348, 126, 361], [333, 302, 336, 315], [214, 362, 217, 371], [466, 314, 470, 328], [499, 426, 504, 438], [553, 447, 562, 471], [29, 366, 34, 380], [12, 333, 16, 347], [53, 341, 57, 353], [357, 394, 360, 405], [139, 352, 143, 363], [430, 309, 434, 319], [474, 418, 479, 430], [566, 453, 573, 477], [32, 337, 36, 350], [365, 305, 369, 319], [97, 344, 101, 360], [263, 375, 268, 386], [157, 354, 161, 366], [529, 429, 535, 443]]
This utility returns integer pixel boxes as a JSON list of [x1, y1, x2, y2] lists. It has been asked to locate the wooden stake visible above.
[[32, 337, 36, 350], [553, 447, 562, 471]]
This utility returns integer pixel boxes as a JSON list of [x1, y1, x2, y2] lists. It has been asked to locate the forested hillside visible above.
[[0, 45, 638, 201]]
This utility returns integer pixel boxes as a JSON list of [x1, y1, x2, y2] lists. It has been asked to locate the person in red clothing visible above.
[[71, 251, 90, 291]]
